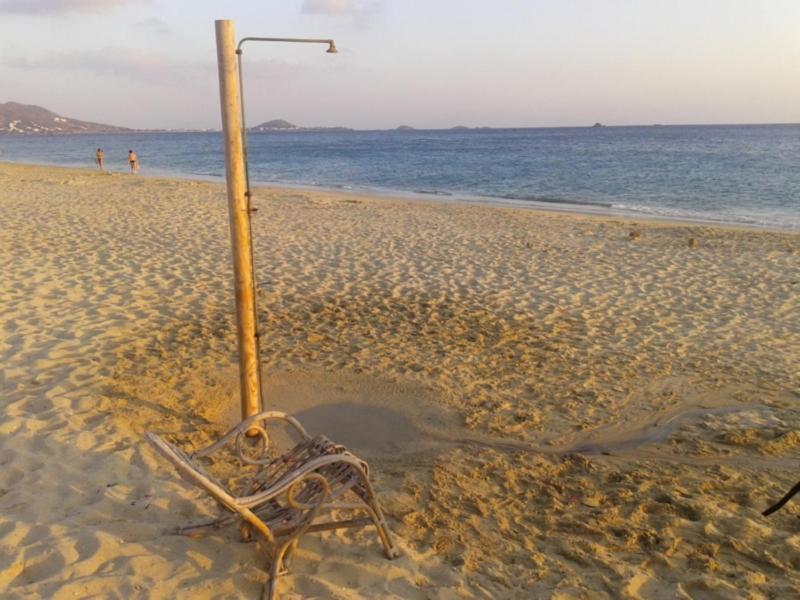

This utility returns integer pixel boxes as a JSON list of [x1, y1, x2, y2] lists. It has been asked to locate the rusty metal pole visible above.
[[215, 19, 262, 421]]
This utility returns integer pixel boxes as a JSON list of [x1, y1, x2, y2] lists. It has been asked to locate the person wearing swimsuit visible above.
[[128, 149, 138, 173]]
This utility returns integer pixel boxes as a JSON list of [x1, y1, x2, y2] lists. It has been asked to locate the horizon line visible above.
[[3, 120, 800, 136]]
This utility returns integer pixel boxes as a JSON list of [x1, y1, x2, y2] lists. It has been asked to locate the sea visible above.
[[1, 124, 798, 229]]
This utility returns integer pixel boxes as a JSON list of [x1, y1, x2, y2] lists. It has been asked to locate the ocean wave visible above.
[[611, 203, 800, 229], [413, 189, 453, 196], [500, 194, 614, 209]]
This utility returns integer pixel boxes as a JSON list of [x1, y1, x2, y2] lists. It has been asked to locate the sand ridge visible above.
[[1, 162, 798, 598]]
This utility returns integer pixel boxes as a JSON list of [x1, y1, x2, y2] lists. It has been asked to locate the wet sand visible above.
[[1, 162, 799, 598]]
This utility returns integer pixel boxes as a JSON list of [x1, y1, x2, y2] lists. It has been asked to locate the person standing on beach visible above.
[[128, 149, 138, 173], [95, 148, 104, 171]]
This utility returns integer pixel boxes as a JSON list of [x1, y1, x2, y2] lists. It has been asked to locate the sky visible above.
[[1, 0, 799, 130]]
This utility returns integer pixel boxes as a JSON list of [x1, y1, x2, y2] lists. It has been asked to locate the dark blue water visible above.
[[2, 125, 798, 229]]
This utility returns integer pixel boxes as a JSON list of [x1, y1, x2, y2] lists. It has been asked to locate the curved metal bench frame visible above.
[[147, 411, 399, 600]]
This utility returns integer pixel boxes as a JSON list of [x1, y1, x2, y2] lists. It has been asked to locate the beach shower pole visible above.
[[215, 19, 263, 422]]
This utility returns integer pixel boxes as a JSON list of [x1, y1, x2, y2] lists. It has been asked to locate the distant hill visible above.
[[251, 119, 297, 131], [0, 102, 131, 134], [395, 125, 415, 131], [250, 119, 353, 133]]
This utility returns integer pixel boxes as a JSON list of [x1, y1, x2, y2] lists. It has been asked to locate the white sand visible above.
[[1, 162, 798, 598]]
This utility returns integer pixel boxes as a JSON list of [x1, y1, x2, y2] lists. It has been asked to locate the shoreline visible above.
[[0, 159, 796, 233]]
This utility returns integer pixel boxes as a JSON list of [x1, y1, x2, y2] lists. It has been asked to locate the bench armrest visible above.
[[192, 410, 311, 460], [238, 452, 367, 509]]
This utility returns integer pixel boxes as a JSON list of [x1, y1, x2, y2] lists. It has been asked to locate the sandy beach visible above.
[[1, 161, 798, 598]]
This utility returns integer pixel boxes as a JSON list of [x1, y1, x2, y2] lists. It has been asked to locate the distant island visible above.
[[249, 119, 353, 133], [0, 102, 646, 137], [0, 105, 363, 135], [0, 101, 131, 135]]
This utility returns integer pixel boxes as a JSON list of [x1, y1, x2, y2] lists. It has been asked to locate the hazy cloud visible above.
[[0, 47, 212, 86], [133, 18, 171, 35], [0, 0, 130, 14], [302, 0, 378, 25], [0, 48, 321, 89]]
